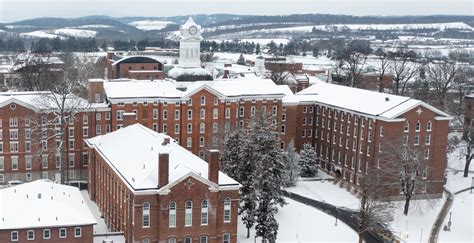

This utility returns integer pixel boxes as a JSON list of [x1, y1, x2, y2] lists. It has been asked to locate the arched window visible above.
[[201, 199, 208, 225], [415, 121, 421, 132], [169, 201, 176, 227], [200, 109, 206, 119], [168, 238, 176, 243], [223, 197, 231, 223], [142, 238, 150, 243], [201, 96, 206, 105], [427, 121, 432, 131], [142, 202, 150, 227], [185, 200, 193, 226]]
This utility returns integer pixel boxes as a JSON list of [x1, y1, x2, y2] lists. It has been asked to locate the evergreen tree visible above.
[[298, 143, 318, 177], [249, 113, 286, 242], [282, 141, 299, 187], [221, 128, 247, 182], [255, 43, 261, 55], [237, 54, 246, 65]]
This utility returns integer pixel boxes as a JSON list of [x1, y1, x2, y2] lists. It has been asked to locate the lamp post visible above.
[[447, 212, 452, 231]]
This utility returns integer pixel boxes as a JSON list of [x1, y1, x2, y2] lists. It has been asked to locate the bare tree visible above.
[[14, 52, 64, 91], [389, 51, 419, 95], [357, 168, 394, 243], [33, 64, 90, 184], [337, 52, 368, 87], [382, 140, 431, 215], [425, 60, 465, 110], [462, 120, 474, 178], [374, 48, 393, 92]]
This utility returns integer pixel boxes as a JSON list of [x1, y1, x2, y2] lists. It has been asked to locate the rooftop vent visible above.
[[385, 97, 390, 102], [38, 193, 42, 199]]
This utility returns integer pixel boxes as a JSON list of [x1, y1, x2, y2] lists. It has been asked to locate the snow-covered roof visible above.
[[0, 180, 96, 230], [295, 81, 450, 119], [0, 91, 90, 111], [167, 67, 213, 81], [103, 79, 183, 99], [183, 78, 288, 98], [111, 55, 166, 66], [86, 124, 239, 191]]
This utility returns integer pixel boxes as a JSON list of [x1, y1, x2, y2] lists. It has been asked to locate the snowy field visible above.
[[438, 138, 474, 243], [130, 20, 174, 31], [266, 22, 473, 33], [209, 38, 291, 46], [20, 28, 97, 39], [287, 175, 360, 210], [390, 197, 444, 242], [238, 198, 358, 243]]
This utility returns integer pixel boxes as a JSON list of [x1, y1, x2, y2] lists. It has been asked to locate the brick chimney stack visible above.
[[208, 149, 220, 184], [158, 152, 169, 188], [87, 79, 104, 103], [123, 112, 136, 127]]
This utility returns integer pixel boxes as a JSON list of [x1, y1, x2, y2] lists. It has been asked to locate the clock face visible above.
[[188, 26, 198, 36]]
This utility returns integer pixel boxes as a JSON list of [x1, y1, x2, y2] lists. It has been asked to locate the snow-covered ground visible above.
[[53, 28, 97, 38], [20, 28, 97, 39], [209, 38, 291, 46], [130, 20, 174, 31], [238, 198, 358, 243], [287, 173, 360, 210], [438, 137, 474, 243], [81, 190, 126, 243], [266, 22, 473, 33], [390, 197, 444, 242]]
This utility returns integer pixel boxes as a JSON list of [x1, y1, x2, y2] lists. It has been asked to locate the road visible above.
[[283, 190, 396, 243]]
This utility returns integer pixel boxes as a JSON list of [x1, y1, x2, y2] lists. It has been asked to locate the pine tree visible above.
[[282, 141, 299, 187], [298, 143, 319, 177], [221, 128, 247, 182], [255, 43, 261, 55], [237, 54, 246, 65]]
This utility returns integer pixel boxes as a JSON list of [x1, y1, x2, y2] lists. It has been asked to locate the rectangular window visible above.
[[187, 137, 192, 148], [239, 107, 244, 117], [43, 229, 51, 239], [96, 125, 101, 135], [106, 124, 111, 133], [223, 233, 230, 243], [12, 156, 18, 170], [117, 110, 124, 120], [425, 134, 431, 145], [9, 118, 18, 127], [59, 228, 67, 238], [225, 108, 230, 119], [69, 154, 75, 167], [175, 110, 180, 120], [11, 231, 19, 241], [106, 112, 111, 120], [163, 124, 168, 134], [174, 124, 180, 134], [27, 230, 35, 240], [96, 113, 101, 121], [69, 140, 75, 150], [0, 142, 2, 153], [0, 157, 4, 171], [42, 155, 48, 169], [74, 227, 81, 237], [83, 127, 89, 137]]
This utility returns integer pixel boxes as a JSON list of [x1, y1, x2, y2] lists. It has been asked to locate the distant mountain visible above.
[[0, 14, 472, 41]]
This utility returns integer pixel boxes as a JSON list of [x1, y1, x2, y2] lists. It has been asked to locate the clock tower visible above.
[[179, 17, 203, 68]]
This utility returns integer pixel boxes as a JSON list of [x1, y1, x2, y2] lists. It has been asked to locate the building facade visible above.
[[0, 180, 96, 243], [86, 124, 240, 243]]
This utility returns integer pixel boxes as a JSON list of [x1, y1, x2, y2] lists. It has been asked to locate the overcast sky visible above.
[[0, 0, 472, 22]]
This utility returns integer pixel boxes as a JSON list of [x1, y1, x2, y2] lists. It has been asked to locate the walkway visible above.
[[428, 189, 454, 243], [283, 190, 396, 243]]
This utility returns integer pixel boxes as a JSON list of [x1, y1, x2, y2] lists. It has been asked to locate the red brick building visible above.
[[0, 180, 96, 243], [106, 53, 165, 80], [282, 81, 450, 198], [86, 123, 240, 243], [0, 91, 110, 185]]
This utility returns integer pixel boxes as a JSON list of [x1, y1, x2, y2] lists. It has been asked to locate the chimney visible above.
[[158, 152, 169, 188], [162, 137, 170, 146], [87, 79, 104, 103], [223, 63, 232, 78], [208, 149, 220, 184], [123, 112, 136, 127]]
